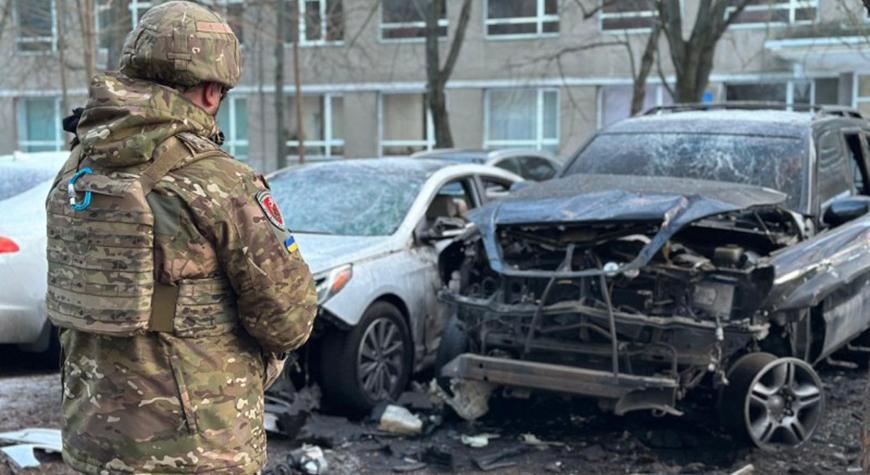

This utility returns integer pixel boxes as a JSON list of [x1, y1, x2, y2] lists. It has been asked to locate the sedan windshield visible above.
[[269, 161, 433, 236], [565, 132, 805, 209]]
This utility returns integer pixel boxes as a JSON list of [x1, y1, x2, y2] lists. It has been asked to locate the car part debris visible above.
[[264, 383, 322, 437], [461, 433, 499, 448], [0, 428, 62, 470], [730, 464, 755, 475], [0, 428, 61, 449], [419, 446, 455, 471], [430, 378, 494, 421], [298, 414, 370, 448], [472, 446, 531, 472], [520, 433, 565, 448], [288, 445, 328, 475], [378, 405, 423, 436], [1, 444, 43, 470], [392, 461, 427, 473]]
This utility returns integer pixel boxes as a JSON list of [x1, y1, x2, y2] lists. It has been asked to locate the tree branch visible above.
[[440, 0, 471, 79]]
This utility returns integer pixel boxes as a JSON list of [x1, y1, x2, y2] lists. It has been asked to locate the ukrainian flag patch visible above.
[[285, 236, 299, 254]]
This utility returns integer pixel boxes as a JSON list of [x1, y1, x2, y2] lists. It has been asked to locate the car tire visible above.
[[318, 301, 413, 415], [434, 315, 468, 395]]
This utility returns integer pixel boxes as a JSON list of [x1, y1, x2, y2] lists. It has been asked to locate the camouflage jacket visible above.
[[53, 73, 317, 474]]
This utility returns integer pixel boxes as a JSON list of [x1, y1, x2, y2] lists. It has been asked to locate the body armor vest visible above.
[[46, 135, 234, 336]]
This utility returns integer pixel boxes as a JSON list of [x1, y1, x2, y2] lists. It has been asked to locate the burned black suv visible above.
[[437, 104, 870, 449]]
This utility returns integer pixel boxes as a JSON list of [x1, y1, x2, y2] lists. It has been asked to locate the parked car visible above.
[[267, 158, 522, 412], [412, 148, 561, 181], [437, 104, 870, 450], [0, 152, 67, 359]]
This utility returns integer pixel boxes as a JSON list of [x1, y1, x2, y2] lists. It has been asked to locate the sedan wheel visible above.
[[357, 317, 406, 401], [721, 353, 824, 450], [319, 301, 413, 414]]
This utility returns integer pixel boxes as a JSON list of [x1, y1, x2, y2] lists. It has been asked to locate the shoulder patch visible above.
[[256, 190, 285, 229]]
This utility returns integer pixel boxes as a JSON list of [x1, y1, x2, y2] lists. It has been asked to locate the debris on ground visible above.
[[520, 432, 566, 448], [288, 445, 328, 475], [460, 433, 499, 448], [730, 464, 755, 475], [397, 384, 441, 412], [392, 460, 427, 473], [378, 405, 423, 436], [419, 445, 455, 471], [471, 445, 531, 472], [264, 382, 322, 437], [297, 413, 369, 448], [430, 378, 494, 421], [0, 428, 62, 470]]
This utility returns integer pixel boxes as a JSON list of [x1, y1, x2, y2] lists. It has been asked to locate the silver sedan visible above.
[[267, 158, 522, 413]]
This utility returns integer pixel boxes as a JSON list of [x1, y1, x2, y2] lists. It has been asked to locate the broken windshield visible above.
[[269, 161, 434, 236], [564, 132, 805, 210]]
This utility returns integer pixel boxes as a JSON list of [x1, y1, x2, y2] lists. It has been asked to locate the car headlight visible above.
[[315, 264, 353, 304]]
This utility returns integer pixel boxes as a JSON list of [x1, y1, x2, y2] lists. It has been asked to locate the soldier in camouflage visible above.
[[44, 2, 318, 473]]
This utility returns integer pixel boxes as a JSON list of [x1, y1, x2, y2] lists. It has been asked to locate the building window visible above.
[[286, 0, 344, 45], [600, 85, 672, 128], [129, 0, 154, 27], [217, 96, 249, 160], [600, 0, 658, 32], [17, 97, 63, 152], [725, 78, 838, 107], [15, 0, 55, 53], [287, 94, 345, 159], [485, 89, 559, 151], [727, 0, 818, 27], [380, 93, 434, 156], [380, 0, 447, 41], [485, 0, 558, 38], [854, 76, 870, 117]]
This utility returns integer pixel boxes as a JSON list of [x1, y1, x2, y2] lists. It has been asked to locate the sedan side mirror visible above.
[[419, 217, 469, 242], [823, 196, 870, 227]]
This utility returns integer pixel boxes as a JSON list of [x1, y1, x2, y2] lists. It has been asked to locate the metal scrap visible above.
[[0, 428, 62, 470], [430, 378, 494, 421]]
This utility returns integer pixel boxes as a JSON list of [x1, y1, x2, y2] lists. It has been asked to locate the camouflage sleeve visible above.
[[216, 173, 318, 354]]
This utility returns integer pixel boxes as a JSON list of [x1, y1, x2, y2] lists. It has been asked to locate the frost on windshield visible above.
[[269, 160, 439, 236], [0, 166, 60, 201], [567, 132, 805, 209]]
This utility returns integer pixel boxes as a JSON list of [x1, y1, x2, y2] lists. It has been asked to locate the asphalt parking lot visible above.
[[1, 345, 868, 475]]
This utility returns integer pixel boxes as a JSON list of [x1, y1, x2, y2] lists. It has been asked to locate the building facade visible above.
[[3, 0, 870, 172]]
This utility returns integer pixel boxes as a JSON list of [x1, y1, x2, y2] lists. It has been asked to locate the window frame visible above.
[[129, 0, 154, 28], [379, 1, 448, 43], [286, 93, 346, 160], [599, 0, 660, 35], [285, 0, 344, 47], [14, 0, 57, 55], [16, 96, 64, 152], [724, 78, 837, 110], [484, 0, 559, 40], [218, 95, 249, 161], [483, 88, 560, 151], [378, 92, 436, 156], [725, 0, 819, 30]]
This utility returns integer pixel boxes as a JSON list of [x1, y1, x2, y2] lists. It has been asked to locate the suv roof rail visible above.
[[641, 102, 865, 120]]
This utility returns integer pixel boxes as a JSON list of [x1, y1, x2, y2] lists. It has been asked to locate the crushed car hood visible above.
[[469, 174, 786, 277], [294, 233, 389, 275]]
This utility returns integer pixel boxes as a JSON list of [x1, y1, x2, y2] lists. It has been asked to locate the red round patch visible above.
[[256, 191, 285, 229]]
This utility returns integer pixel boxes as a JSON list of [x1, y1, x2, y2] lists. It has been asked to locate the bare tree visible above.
[[275, 0, 288, 169], [415, 0, 472, 148], [656, 0, 752, 102], [55, 0, 69, 114], [75, 0, 97, 80], [629, 24, 661, 115], [290, 0, 305, 164]]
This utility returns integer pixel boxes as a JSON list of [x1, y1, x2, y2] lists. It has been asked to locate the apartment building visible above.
[[3, 0, 869, 172]]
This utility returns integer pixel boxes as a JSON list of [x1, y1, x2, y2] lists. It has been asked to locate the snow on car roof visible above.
[[610, 110, 812, 137]]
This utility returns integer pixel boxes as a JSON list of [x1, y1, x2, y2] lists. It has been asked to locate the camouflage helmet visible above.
[[119, 1, 241, 89]]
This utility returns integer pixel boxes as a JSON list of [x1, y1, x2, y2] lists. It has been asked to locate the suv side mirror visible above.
[[823, 196, 870, 227]]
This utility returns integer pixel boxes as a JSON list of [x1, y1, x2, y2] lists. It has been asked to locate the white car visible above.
[[0, 152, 67, 359], [412, 148, 562, 181], [267, 158, 522, 413]]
